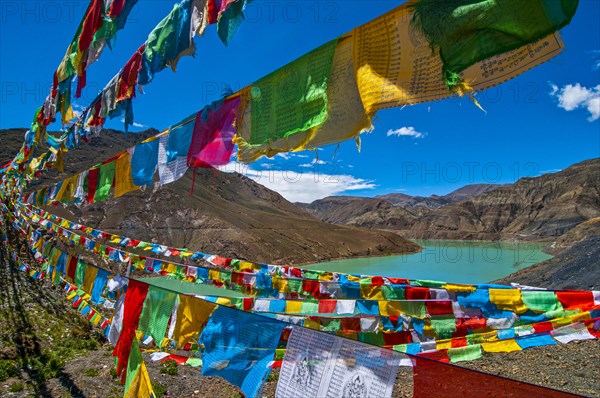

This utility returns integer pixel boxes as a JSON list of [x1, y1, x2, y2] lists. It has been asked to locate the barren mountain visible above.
[[409, 159, 600, 240], [300, 160, 600, 241], [1, 128, 420, 264]]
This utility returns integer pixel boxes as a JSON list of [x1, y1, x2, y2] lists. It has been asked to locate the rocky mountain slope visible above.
[[300, 160, 600, 241], [1, 128, 420, 265], [376, 184, 500, 208], [494, 218, 600, 290]]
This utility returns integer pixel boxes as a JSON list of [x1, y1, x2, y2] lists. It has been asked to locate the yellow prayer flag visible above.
[[114, 151, 140, 198], [360, 284, 383, 300], [82, 266, 99, 294], [285, 301, 303, 314], [482, 339, 522, 353], [489, 289, 528, 314], [174, 295, 216, 349], [443, 283, 476, 293], [352, 2, 564, 115], [125, 362, 154, 398]]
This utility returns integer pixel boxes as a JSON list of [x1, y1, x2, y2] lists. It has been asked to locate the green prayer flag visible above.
[[448, 344, 482, 363], [358, 332, 384, 346], [124, 338, 143, 394], [400, 301, 427, 318], [94, 161, 116, 202], [185, 357, 202, 367], [138, 286, 178, 346], [249, 39, 338, 145], [430, 316, 457, 339], [74, 260, 87, 287], [522, 291, 563, 313], [322, 318, 341, 332], [287, 279, 303, 294], [301, 301, 320, 315], [410, 0, 579, 87], [382, 285, 405, 300]]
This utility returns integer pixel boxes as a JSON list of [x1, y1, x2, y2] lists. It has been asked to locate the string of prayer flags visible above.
[[200, 305, 287, 398], [409, 0, 579, 91]]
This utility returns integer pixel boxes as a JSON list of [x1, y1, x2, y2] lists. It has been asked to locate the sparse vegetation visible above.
[[83, 368, 100, 377], [153, 382, 167, 398], [0, 359, 18, 382], [160, 359, 179, 375], [8, 381, 25, 392]]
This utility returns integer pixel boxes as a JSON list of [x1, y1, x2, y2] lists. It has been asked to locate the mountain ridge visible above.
[[300, 159, 600, 242]]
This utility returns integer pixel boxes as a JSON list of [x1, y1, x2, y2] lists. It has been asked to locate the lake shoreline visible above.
[[299, 239, 553, 284]]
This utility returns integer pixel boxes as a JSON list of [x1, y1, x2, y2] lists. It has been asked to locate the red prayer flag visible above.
[[112, 279, 149, 380], [405, 287, 431, 300], [556, 291, 595, 310], [86, 168, 99, 203]]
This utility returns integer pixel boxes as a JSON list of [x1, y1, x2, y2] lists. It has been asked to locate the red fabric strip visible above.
[[112, 279, 149, 380], [383, 331, 412, 346], [416, 349, 449, 363], [86, 168, 99, 203], [66, 255, 78, 281], [78, 0, 104, 53], [340, 317, 361, 333], [533, 321, 554, 334], [405, 287, 431, 300], [425, 300, 453, 315], [318, 300, 337, 314], [117, 44, 145, 102], [556, 291, 595, 310], [413, 356, 578, 397]]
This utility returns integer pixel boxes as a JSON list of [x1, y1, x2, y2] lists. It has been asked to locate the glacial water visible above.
[[304, 240, 553, 285], [146, 240, 552, 295]]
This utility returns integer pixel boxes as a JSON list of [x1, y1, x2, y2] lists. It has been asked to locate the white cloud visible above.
[[387, 127, 425, 139], [592, 50, 600, 71], [276, 153, 290, 160], [299, 158, 326, 168], [219, 162, 376, 203], [119, 118, 148, 128], [549, 82, 600, 122]]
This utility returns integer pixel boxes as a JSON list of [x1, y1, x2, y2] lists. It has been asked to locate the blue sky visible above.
[[1, 0, 599, 202]]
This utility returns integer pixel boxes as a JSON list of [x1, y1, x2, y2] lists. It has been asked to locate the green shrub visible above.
[[159, 359, 179, 376], [83, 368, 99, 377], [0, 360, 18, 382], [8, 381, 25, 392], [153, 382, 167, 398]]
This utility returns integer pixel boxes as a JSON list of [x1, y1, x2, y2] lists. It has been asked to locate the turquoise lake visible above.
[[303, 240, 553, 285], [147, 240, 552, 295]]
